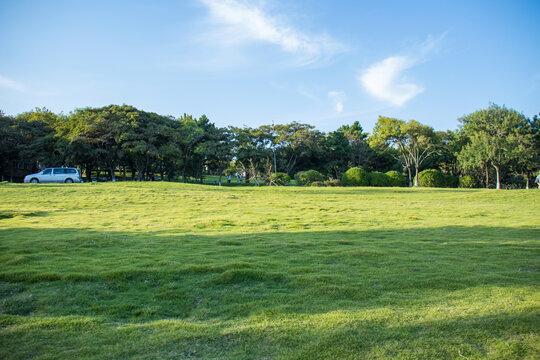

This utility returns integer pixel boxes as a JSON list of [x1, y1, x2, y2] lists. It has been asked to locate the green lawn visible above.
[[0, 182, 538, 359]]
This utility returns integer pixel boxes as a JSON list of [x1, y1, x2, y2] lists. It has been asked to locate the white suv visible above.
[[24, 167, 82, 183]]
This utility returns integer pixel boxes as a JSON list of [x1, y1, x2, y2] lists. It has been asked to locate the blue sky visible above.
[[1, 0, 539, 133]]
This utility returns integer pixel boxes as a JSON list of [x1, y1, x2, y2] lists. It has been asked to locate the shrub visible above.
[[324, 179, 341, 187], [341, 167, 369, 186], [369, 171, 391, 187], [417, 169, 446, 188], [385, 170, 405, 187], [459, 175, 476, 188], [271, 172, 291, 186], [445, 175, 459, 188], [295, 170, 325, 186], [310, 181, 324, 187]]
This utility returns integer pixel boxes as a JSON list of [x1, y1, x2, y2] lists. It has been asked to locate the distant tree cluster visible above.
[[1, 103, 538, 188]]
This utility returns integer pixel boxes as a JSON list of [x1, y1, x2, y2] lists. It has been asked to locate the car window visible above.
[[66, 169, 76, 174], [53, 168, 65, 174], [42, 169, 52, 175]]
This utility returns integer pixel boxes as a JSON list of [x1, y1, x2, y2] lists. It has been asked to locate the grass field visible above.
[[0, 182, 538, 359]]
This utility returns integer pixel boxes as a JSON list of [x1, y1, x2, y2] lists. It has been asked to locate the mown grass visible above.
[[0, 182, 538, 359]]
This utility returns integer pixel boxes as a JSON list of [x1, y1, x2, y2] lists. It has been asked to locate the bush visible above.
[[459, 175, 476, 188], [445, 175, 459, 188], [271, 172, 291, 186], [324, 179, 341, 187], [295, 170, 325, 186], [310, 181, 324, 187], [369, 171, 391, 187], [417, 169, 446, 188], [341, 167, 369, 186], [385, 170, 405, 187]]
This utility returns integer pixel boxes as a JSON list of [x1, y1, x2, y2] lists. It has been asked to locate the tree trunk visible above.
[[196, 161, 201, 183], [199, 161, 204, 184], [168, 163, 175, 182], [218, 173, 222, 186], [526, 175, 530, 189], [485, 165, 489, 189], [182, 163, 187, 183], [110, 167, 116, 182], [414, 166, 419, 187], [494, 165, 501, 190], [407, 167, 413, 187], [123, 166, 126, 181]]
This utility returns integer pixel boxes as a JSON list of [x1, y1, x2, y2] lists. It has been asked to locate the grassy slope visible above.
[[0, 182, 538, 359]]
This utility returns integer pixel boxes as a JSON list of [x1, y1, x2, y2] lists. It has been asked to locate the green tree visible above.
[[459, 104, 532, 189], [0, 111, 22, 182], [369, 116, 438, 186], [339, 121, 375, 169], [196, 126, 233, 186], [323, 130, 352, 179], [178, 114, 204, 183], [271, 122, 323, 175]]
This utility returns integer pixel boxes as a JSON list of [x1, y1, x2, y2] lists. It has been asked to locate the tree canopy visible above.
[[1, 104, 538, 188]]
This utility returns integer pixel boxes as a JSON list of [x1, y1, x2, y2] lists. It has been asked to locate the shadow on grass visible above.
[[0, 305, 537, 359], [0, 225, 538, 322]]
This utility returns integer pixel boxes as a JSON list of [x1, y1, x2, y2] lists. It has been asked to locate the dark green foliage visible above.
[[445, 175, 459, 188], [458, 104, 534, 189], [369, 171, 391, 187], [385, 170, 405, 187], [341, 167, 369, 186], [323, 130, 352, 179], [295, 170, 326, 186], [418, 169, 446, 188], [2, 104, 538, 188]]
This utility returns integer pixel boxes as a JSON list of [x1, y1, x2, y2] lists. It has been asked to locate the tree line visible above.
[[1, 104, 538, 188]]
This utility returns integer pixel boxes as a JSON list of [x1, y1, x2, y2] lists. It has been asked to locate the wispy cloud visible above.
[[359, 56, 423, 106], [200, 0, 345, 66], [328, 91, 346, 113], [358, 33, 446, 106], [0, 75, 24, 92]]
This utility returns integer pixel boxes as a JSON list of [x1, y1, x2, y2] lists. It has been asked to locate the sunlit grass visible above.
[[0, 182, 538, 359]]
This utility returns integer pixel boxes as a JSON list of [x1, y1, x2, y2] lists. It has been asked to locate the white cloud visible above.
[[0, 75, 24, 92], [200, 0, 344, 66], [358, 33, 446, 106], [359, 56, 423, 106], [328, 90, 346, 113]]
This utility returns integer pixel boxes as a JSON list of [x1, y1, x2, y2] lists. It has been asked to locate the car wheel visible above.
[[30, 178, 39, 183], [65, 178, 74, 184]]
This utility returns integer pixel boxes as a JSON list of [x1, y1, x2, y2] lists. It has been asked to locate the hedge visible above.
[[417, 169, 446, 188], [385, 170, 405, 187], [341, 167, 369, 186], [295, 170, 325, 186], [369, 171, 391, 187]]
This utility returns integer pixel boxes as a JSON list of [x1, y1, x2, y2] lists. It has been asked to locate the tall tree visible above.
[[369, 116, 437, 186], [0, 111, 22, 182], [178, 114, 204, 183], [272, 122, 323, 175], [323, 130, 352, 179], [339, 121, 375, 169], [459, 104, 532, 189]]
